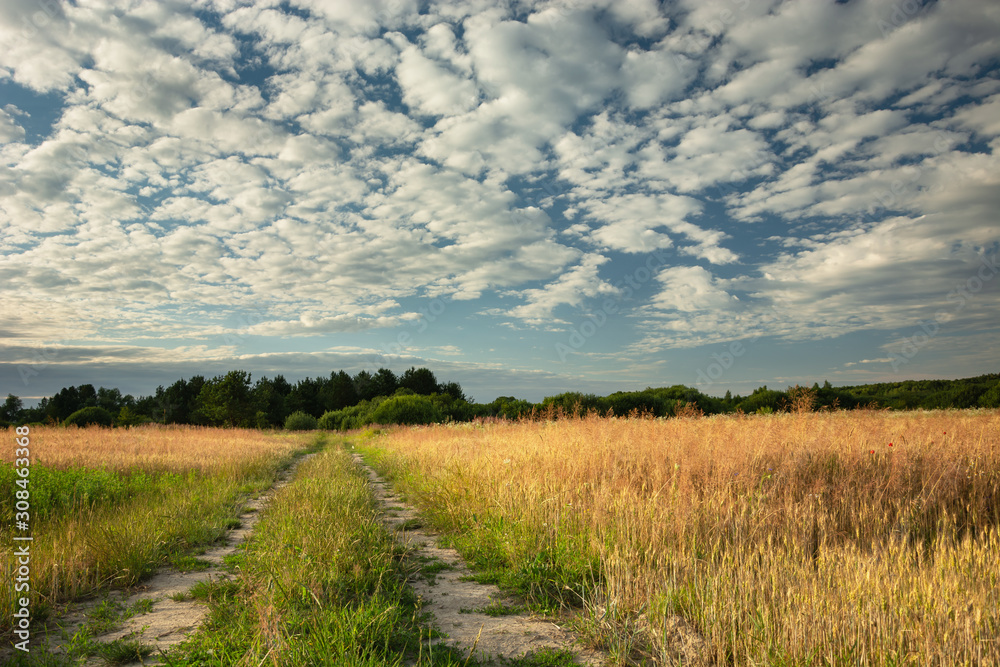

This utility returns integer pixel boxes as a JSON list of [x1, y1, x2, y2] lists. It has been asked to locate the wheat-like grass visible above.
[[363, 410, 1000, 665], [2, 424, 305, 475]]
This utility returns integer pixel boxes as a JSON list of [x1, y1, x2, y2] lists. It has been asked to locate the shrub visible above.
[[369, 394, 444, 426], [64, 406, 114, 427], [284, 411, 317, 431], [115, 406, 151, 427]]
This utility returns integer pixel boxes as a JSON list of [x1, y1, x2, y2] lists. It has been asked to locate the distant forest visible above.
[[2, 369, 998, 430]]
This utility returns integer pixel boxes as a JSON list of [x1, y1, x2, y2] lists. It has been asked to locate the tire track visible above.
[[352, 452, 608, 666], [26, 451, 318, 665]]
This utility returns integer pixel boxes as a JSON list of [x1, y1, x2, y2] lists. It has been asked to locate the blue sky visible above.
[[1, 0, 999, 404]]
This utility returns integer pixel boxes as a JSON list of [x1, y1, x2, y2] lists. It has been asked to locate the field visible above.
[[360, 410, 1000, 666], [1, 425, 313, 634], [3, 412, 998, 666]]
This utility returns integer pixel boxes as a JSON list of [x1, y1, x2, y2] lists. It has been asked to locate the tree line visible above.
[[1, 370, 997, 430]]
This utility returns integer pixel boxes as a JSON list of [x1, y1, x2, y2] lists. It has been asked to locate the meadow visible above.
[[359, 409, 1000, 666], [1, 425, 315, 634]]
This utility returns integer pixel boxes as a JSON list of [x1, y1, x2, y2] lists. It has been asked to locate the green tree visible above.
[[154, 377, 205, 424], [399, 367, 439, 395], [253, 376, 288, 427], [195, 371, 256, 427], [115, 406, 149, 427], [321, 370, 358, 411], [287, 377, 323, 417], [64, 406, 114, 427], [371, 368, 399, 397], [45, 385, 95, 422], [439, 381, 467, 402], [284, 410, 318, 431], [1, 394, 24, 424], [353, 370, 378, 401], [96, 387, 128, 414], [979, 382, 1000, 408]]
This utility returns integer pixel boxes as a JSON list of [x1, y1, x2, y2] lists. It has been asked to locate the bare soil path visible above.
[[24, 452, 318, 666], [351, 452, 608, 666]]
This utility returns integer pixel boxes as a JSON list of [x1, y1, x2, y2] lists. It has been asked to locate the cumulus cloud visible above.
[[505, 253, 618, 326], [0, 0, 998, 392]]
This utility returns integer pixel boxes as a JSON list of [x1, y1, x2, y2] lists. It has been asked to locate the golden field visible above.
[[1, 424, 307, 474], [361, 410, 1000, 666]]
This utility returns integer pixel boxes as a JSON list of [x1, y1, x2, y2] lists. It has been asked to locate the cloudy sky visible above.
[[1, 0, 999, 404]]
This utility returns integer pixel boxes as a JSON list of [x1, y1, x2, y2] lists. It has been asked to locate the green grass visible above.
[[0, 465, 160, 524], [82, 595, 157, 636], [507, 648, 578, 666], [92, 636, 155, 664], [363, 447, 598, 615], [189, 579, 240, 603], [165, 443, 473, 666], [458, 601, 526, 617], [169, 554, 214, 572], [418, 560, 456, 586], [2, 435, 323, 638]]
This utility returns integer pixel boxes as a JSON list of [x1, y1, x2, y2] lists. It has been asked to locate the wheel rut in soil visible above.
[[23, 452, 318, 666], [352, 452, 608, 666]]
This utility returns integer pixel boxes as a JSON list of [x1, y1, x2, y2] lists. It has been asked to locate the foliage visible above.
[[369, 394, 444, 426], [399, 366, 440, 395], [13, 371, 1000, 433], [319, 401, 379, 431], [1, 393, 24, 424], [284, 410, 318, 431], [195, 370, 256, 427], [64, 406, 114, 427], [114, 406, 150, 427]]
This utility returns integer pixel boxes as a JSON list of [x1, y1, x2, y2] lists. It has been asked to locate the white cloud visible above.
[[0, 106, 25, 143], [648, 265, 736, 313], [1, 0, 998, 393], [396, 42, 479, 116], [504, 253, 618, 326]]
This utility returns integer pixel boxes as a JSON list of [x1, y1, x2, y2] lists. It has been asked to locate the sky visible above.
[[1, 0, 999, 405]]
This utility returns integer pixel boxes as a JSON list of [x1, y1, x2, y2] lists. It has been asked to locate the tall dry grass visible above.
[[1, 425, 312, 631], [1, 424, 306, 475], [361, 410, 1000, 666]]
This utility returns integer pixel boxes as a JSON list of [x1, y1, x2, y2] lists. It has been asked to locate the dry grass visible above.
[[362, 410, 1000, 666], [1, 424, 306, 475]]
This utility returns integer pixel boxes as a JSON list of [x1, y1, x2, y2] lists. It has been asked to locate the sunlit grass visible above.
[[359, 409, 1000, 665], [1, 425, 314, 636], [167, 444, 470, 666], [0, 424, 307, 475]]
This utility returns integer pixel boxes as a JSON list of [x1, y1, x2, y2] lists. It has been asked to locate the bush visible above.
[[369, 394, 444, 426], [319, 399, 385, 431], [64, 406, 114, 428], [284, 411, 318, 431], [115, 406, 151, 427]]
